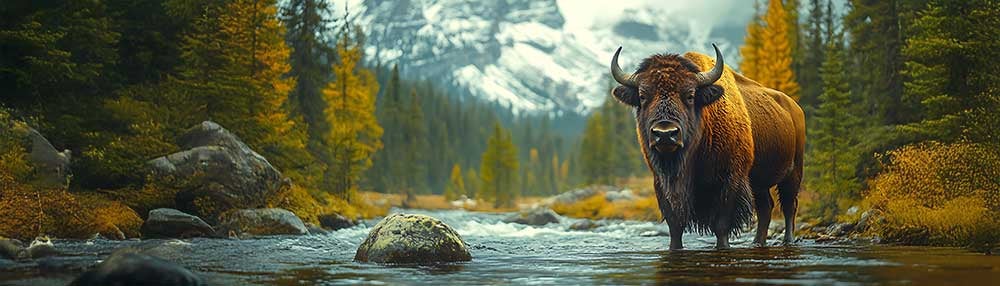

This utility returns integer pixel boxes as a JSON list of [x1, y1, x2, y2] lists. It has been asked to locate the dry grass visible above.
[[354, 191, 545, 213], [550, 192, 661, 221]]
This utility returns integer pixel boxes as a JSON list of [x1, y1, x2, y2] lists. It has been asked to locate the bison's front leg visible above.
[[714, 178, 754, 249], [667, 218, 684, 250]]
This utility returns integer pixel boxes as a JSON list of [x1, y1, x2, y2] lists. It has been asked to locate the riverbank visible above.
[[2, 209, 999, 285]]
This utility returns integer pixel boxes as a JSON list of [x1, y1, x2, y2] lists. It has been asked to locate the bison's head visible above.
[[610, 44, 725, 167]]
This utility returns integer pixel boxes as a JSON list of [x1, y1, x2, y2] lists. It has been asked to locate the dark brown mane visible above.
[[635, 54, 703, 75]]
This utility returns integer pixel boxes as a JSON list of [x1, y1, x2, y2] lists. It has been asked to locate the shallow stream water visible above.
[[2, 209, 998, 285]]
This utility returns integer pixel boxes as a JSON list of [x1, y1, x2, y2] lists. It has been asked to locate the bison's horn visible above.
[[695, 43, 725, 86], [611, 46, 637, 88]]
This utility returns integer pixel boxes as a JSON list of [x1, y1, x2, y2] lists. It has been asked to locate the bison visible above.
[[609, 44, 805, 249]]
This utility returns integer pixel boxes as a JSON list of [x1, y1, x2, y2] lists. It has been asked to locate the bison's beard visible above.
[[649, 148, 696, 232]]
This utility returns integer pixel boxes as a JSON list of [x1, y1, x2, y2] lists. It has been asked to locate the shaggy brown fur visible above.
[[612, 51, 805, 249]]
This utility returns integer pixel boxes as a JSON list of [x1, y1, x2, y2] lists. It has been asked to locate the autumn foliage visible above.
[[864, 142, 1000, 247], [739, 0, 800, 101]]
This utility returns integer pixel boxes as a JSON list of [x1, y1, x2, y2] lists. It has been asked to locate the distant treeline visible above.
[[366, 65, 589, 202]]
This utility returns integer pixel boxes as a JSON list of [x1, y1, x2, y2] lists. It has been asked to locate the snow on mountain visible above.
[[344, 0, 750, 114]]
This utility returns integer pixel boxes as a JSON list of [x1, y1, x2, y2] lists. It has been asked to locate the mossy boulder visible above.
[[354, 214, 471, 264], [216, 208, 308, 236]]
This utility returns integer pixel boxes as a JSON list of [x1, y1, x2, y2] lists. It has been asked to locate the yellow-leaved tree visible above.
[[444, 164, 465, 201], [322, 26, 382, 198], [739, 0, 800, 101]]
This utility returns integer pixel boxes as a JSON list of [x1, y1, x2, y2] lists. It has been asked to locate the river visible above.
[[1, 209, 998, 285]]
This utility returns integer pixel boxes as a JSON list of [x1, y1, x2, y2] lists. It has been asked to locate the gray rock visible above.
[[768, 220, 786, 239], [504, 208, 561, 226], [2, 119, 71, 188], [604, 189, 635, 202], [26, 236, 59, 259], [216, 208, 308, 236], [0, 238, 25, 260], [318, 213, 357, 230], [354, 213, 471, 264], [569, 220, 600, 231], [304, 223, 328, 235], [545, 188, 598, 205], [141, 208, 216, 239], [826, 222, 856, 237], [856, 209, 880, 232], [69, 252, 204, 286], [146, 121, 290, 219]]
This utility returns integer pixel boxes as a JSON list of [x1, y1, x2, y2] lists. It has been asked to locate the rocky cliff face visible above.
[[349, 0, 742, 115]]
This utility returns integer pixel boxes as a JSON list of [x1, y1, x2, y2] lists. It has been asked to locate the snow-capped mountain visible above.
[[344, 0, 748, 114]]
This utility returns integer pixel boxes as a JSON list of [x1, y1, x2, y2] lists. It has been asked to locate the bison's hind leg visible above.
[[752, 186, 774, 247], [777, 173, 802, 244]]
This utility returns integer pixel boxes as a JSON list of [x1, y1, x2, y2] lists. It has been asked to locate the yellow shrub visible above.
[[78, 194, 144, 239], [267, 184, 322, 224], [96, 181, 181, 219], [551, 191, 661, 221], [267, 185, 389, 224], [864, 142, 1000, 247]]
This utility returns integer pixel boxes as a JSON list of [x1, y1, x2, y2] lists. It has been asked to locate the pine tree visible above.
[[167, 0, 317, 187], [741, 0, 801, 100], [402, 88, 429, 194], [521, 148, 541, 196], [899, 0, 1000, 144], [797, 0, 830, 111], [845, 0, 910, 125], [579, 111, 612, 184], [806, 30, 862, 221], [322, 26, 382, 198], [444, 164, 465, 201], [760, 0, 802, 100], [480, 123, 519, 208], [740, 1, 766, 77], [282, 0, 336, 190], [465, 168, 480, 199]]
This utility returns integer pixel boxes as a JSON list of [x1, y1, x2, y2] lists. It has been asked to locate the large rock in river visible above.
[[69, 252, 204, 286], [354, 214, 471, 264], [216, 208, 308, 236], [141, 208, 216, 239], [146, 121, 290, 219]]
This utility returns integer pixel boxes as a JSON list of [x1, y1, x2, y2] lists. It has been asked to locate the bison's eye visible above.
[[685, 88, 695, 105]]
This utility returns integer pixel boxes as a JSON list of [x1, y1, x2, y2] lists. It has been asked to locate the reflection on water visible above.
[[1, 209, 998, 285]]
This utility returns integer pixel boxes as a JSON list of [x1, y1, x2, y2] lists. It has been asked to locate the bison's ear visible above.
[[613, 86, 640, 107], [695, 84, 724, 106]]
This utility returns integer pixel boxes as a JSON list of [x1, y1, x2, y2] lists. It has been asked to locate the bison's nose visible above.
[[651, 121, 683, 151]]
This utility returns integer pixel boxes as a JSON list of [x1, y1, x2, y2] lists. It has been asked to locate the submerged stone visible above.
[[0, 238, 25, 260], [69, 252, 204, 286], [354, 213, 471, 264]]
